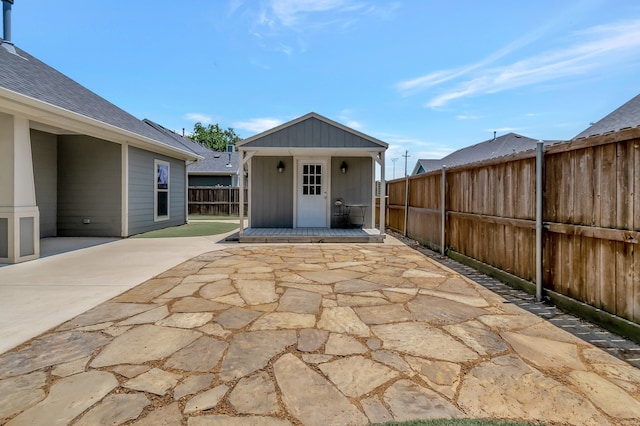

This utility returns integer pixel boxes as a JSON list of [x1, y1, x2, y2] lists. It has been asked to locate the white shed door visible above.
[[297, 160, 328, 227]]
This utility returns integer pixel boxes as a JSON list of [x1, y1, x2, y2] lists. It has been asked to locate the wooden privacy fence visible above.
[[188, 187, 247, 216], [387, 128, 640, 324]]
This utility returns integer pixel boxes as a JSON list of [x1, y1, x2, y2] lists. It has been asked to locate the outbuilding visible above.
[[237, 112, 387, 242]]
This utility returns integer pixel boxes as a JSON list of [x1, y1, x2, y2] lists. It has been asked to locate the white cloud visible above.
[[346, 120, 363, 129], [184, 113, 213, 124], [396, 18, 640, 108], [486, 127, 520, 134], [456, 114, 482, 120], [232, 117, 284, 133], [251, 0, 397, 54], [338, 109, 363, 130]]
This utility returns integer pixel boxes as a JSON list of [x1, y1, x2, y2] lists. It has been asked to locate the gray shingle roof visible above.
[[143, 119, 238, 175], [414, 133, 559, 174], [188, 151, 239, 175], [0, 44, 197, 156], [573, 93, 640, 139]]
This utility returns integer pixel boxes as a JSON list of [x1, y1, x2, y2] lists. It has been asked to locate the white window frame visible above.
[[154, 159, 170, 221]]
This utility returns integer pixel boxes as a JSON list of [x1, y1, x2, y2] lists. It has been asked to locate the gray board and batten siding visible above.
[[331, 157, 373, 228], [31, 130, 58, 238], [57, 136, 122, 237], [240, 116, 385, 149], [250, 156, 294, 228], [128, 146, 186, 236]]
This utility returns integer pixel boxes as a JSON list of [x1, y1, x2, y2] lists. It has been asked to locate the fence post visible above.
[[536, 142, 544, 302], [441, 166, 446, 255], [403, 175, 409, 237]]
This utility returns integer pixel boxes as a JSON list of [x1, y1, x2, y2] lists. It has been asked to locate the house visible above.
[[573, 93, 640, 139], [413, 132, 559, 175], [236, 112, 387, 241], [143, 119, 241, 187], [187, 151, 240, 187], [0, 2, 201, 263]]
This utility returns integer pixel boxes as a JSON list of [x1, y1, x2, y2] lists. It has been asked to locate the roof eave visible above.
[[0, 87, 202, 161], [237, 112, 389, 149]]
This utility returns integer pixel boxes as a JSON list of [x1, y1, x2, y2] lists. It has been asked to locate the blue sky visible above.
[[11, 0, 640, 177]]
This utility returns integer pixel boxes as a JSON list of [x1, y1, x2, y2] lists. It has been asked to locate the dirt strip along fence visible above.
[[188, 187, 248, 216], [386, 128, 640, 324]]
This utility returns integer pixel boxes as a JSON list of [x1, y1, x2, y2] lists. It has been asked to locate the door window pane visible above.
[[302, 164, 322, 197]]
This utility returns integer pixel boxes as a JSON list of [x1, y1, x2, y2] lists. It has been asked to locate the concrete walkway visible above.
[[0, 233, 234, 355], [1, 241, 640, 425]]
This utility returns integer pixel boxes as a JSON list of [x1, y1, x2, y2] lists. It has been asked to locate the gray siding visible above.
[[243, 117, 381, 149], [31, 130, 57, 237], [128, 146, 186, 235], [57, 136, 122, 237], [331, 157, 373, 228], [0, 218, 7, 258], [250, 156, 293, 227]]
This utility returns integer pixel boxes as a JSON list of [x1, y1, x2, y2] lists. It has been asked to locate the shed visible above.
[[236, 112, 387, 242]]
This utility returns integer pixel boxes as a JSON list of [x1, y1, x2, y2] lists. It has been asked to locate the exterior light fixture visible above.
[[277, 161, 285, 173], [340, 161, 347, 174]]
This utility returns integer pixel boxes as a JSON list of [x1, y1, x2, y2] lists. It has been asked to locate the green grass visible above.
[[131, 222, 238, 238], [188, 215, 240, 221], [376, 420, 542, 426]]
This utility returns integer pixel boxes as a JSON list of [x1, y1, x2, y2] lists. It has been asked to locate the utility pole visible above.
[[391, 158, 398, 179], [403, 150, 410, 177]]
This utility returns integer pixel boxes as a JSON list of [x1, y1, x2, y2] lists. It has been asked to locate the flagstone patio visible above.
[[1, 243, 640, 425]]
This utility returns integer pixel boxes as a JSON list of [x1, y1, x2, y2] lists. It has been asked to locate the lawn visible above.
[[188, 215, 240, 221], [131, 222, 238, 238], [377, 420, 542, 426]]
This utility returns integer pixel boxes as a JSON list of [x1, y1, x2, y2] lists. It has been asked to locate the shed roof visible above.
[[573, 93, 640, 139], [237, 112, 388, 151], [0, 44, 198, 159]]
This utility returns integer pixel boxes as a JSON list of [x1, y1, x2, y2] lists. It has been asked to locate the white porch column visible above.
[[378, 151, 386, 236], [238, 152, 244, 236], [0, 112, 40, 263]]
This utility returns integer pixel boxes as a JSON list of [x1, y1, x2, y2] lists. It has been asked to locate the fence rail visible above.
[[188, 187, 247, 216], [387, 127, 640, 324]]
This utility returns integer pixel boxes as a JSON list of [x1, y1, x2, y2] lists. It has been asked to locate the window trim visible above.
[[154, 159, 170, 221]]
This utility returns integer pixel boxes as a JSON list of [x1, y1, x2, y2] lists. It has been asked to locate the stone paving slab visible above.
[[1, 243, 640, 425]]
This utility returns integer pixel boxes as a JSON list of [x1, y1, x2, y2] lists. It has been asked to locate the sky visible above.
[[10, 0, 640, 178]]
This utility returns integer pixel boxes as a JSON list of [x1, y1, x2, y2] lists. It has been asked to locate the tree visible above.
[[188, 122, 242, 151]]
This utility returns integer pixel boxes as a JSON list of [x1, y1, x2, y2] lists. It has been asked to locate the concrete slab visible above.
[[0, 234, 229, 355]]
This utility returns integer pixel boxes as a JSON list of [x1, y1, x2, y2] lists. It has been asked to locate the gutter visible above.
[[0, 86, 203, 161]]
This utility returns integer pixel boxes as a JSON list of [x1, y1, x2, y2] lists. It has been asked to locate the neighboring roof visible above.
[[412, 159, 442, 175], [188, 151, 239, 175], [573, 93, 640, 139], [0, 44, 198, 159], [238, 112, 388, 150], [143, 119, 238, 175], [143, 119, 210, 155], [414, 133, 559, 174]]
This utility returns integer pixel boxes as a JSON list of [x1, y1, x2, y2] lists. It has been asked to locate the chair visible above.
[[333, 198, 349, 228]]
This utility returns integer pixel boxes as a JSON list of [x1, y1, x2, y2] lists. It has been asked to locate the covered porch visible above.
[[236, 112, 388, 243], [238, 227, 384, 243]]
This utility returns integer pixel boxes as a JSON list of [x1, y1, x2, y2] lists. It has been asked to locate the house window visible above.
[[155, 160, 170, 221], [302, 164, 322, 195]]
